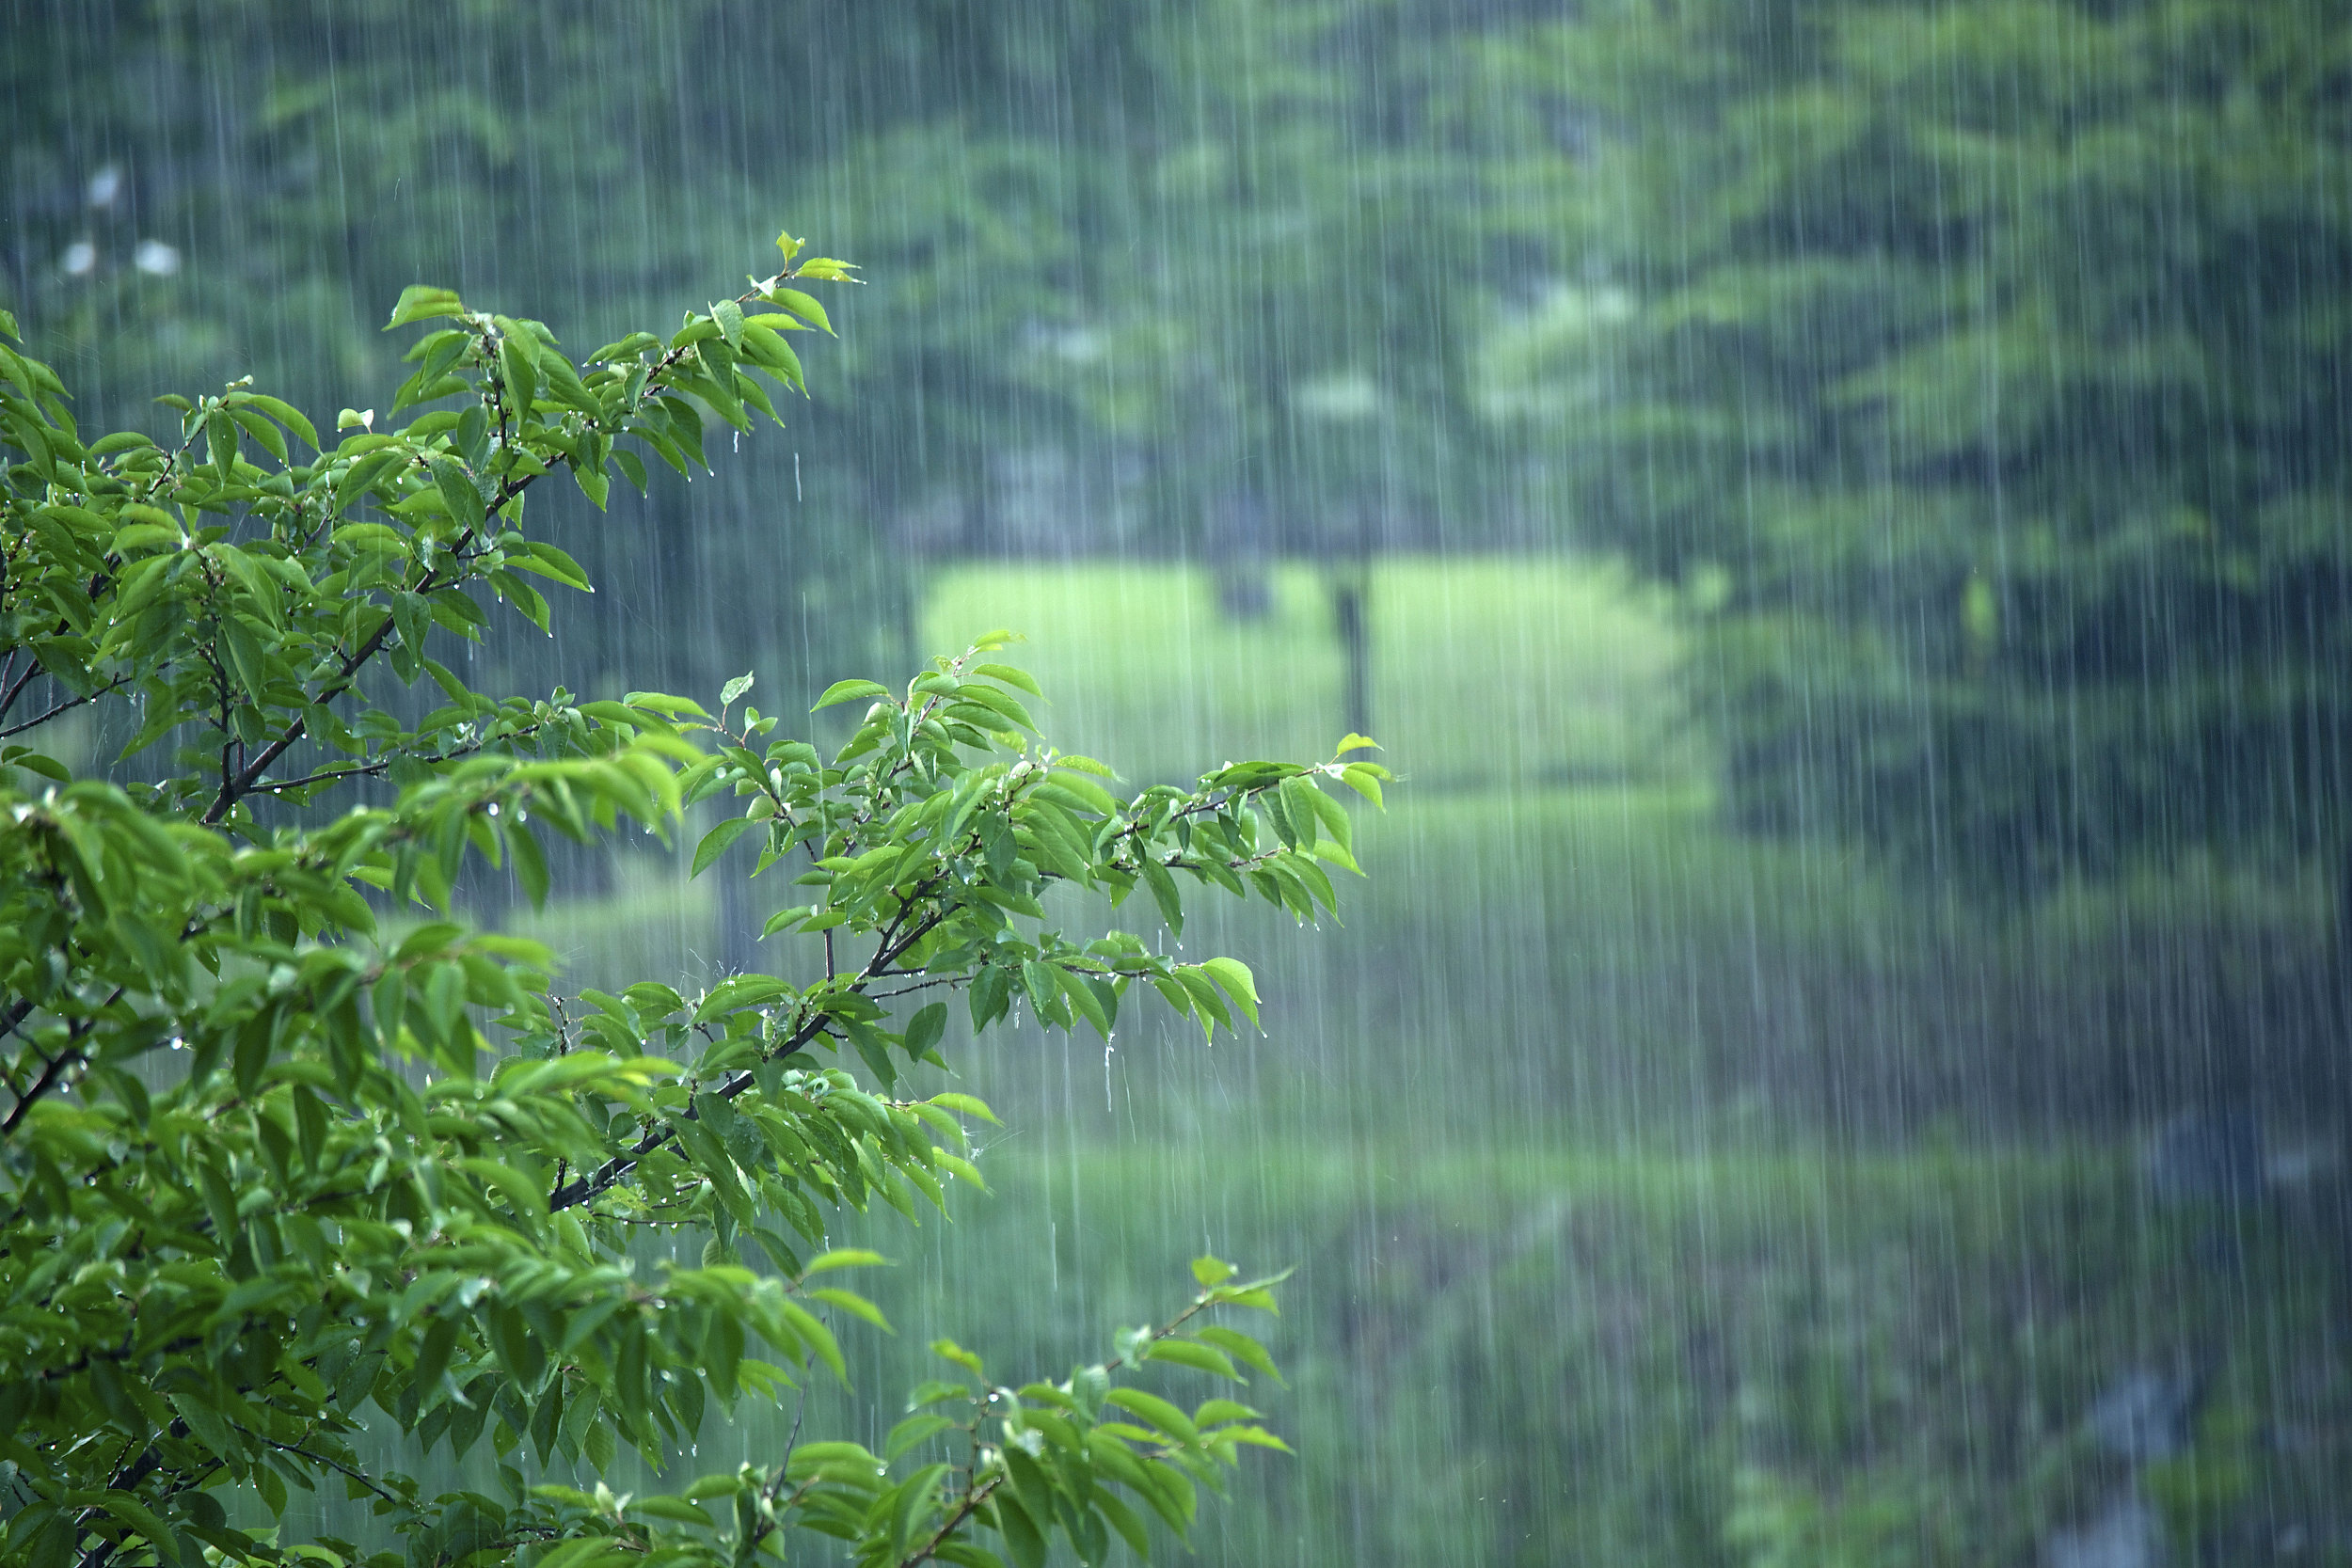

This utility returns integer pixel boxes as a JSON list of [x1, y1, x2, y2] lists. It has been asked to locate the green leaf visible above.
[[691, 816, 757, 878], [412, 1315, 461, 1396], [1305, 783, 1353, 856], [720, 671, 755, 707], [430, 455, 485, 529], [928, 1092, 1000, 1125], [930, 1338, 984, 1377], [803, 1248, 888, 1275], [812, 678, 893, 711], [1143, 1339, 1242, 1381], [386, 285, 467, 329], [228, 407, 287, 464], [538, 1537, 625, 1568], [807, 1287, 892, 1332], [507, 821, 550, 908], [1199, 957, 1260, 1028], [94, 1491, 173, 1548], [968, 966, 1011, 1032], [1190, 1256, 1236, 1288], [168, 1393, 242, 1466], [1092, 1488, 1152, 1558], [903, 1002, 947, 1058], [218, 614, 270, 701], [1141, 860, 1183, 934], [1104, 1388, 1199, 1445], [499, 334, 539, 417], [770, 288, 834, 335], [993, 1493, 1048, 1568], [1277, 775, 1321, 850], [711, 298, 745, 350], [205, 410, 239, 472], [780, 1301, 847, 1383], [1190, 1398, 1263, 1427], [885, 1414, 957, 1460], [1195, 1327, 1284, 1386]]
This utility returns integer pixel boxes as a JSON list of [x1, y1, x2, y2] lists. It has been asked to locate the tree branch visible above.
[[261, 1435, 405, 1509], [0, 675, 132, 740], [0, 995, 115, 1137], [0, 655, 40, 724], [200, 465, 543, 826], [898, 1476, 1002, 1568], [546, 907, 947, 1213], [200, 300, 760, 832]]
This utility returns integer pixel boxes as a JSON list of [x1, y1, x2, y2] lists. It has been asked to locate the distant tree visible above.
[[0, 241, 1389, 1568], [6, 1, 1549, 749], [1495, 0, 2352, 943], [1014, 0, 1518, 739], [0, 1, 1152, 743]]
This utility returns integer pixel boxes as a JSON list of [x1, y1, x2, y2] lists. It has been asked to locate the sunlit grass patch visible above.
[[919, 554, 1702, 789]]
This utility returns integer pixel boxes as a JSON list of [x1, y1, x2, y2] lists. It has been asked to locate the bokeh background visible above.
[[8, 3, 2350, 1562]]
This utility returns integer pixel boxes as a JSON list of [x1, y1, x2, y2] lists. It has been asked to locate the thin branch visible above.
[[0, 655, 40, 724], [899, 1476, 1002, 1568], [261, 1436, 405, 1508], [546, 908, 947, 1213], [201, 467, 536, 825], [537, 779, 1277, 1215], [865, 975, 961, 1001], [200, 298, 753, 831], [0, 996, 114, 1137], [0, 675, 131, 740], [243, 760, 392, 794], [201, 594, 405, 824], [246, 715, 550, 798]]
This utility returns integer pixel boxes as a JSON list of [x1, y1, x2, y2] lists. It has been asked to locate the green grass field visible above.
[[918, 555, 1703, 789]]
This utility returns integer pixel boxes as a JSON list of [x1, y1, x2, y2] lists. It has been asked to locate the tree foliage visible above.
[[0, 239, 1390, 1568], [4, 1, 1521, 558], [1500, 0, 2352, 895]]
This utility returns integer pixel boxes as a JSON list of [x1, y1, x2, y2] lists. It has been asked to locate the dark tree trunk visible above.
[[1330, 570, 1371, 742]]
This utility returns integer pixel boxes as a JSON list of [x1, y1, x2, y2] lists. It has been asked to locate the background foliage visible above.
[[8, 0, 2351, 1562]]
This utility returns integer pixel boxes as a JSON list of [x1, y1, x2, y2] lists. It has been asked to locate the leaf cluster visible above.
[[0, 245, 1388, 1568]]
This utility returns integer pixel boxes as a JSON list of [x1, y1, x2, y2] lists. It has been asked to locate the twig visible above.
[[0, 993, 119, 1137], [546, 909, 947, 1213], [0, 675, 132, 740], [260, 1436, 404, 1508], [0, 656, 40, 724], [899, 1476, 1002, 1567]]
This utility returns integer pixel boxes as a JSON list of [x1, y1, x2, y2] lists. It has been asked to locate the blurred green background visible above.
[[10, 1, 2352, 1561]]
